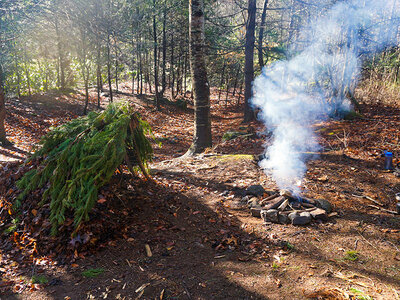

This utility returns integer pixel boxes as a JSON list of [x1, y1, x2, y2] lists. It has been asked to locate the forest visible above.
[[0, 0, 400, 299]]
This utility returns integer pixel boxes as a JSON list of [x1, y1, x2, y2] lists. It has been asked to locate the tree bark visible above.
[[24, 48, 32, 96], [153, 0, 160, 110], [161, 6, 167, 96], [243, 0, 256, 123], [14, 53, 21, 98], [232, 64, 240, 96], [218, 60, 226, 101], [55, 20, 66, 91], [258, 0, 269, 70], [170, 34, 175, 97], [115, 46, 119, 92], [107, 34, 113, 102], [96, 41, 102, 108], [187, 0, 212, 154], [0, 65, 10, 145]]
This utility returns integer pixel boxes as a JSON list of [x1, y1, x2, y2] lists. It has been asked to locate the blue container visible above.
[[384, 151, 393, 170]]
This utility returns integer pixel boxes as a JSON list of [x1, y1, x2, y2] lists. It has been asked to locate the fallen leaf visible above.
[[135, 283, 150, 293]]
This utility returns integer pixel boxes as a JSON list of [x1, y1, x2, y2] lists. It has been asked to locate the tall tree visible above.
[[153, 0, 160, 110], [243, 0, 256, 123], [258, 0, 269, 70], [187, 0, 211, 154], [0, 65, 9, 145]]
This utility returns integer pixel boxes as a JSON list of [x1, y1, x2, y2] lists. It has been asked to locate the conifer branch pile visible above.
[[16, 103, 154, 234]]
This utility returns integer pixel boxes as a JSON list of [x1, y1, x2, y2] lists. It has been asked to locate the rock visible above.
[[250, 206, 262, 218], [289, 211, 311, 225], [241, 196, 250, 204], [288, 211, 298, 221], [278, 213, 290, 224], [260, 209, 279, 223], [247, 197, 259, 208], [314, 199, 333, 213], [394, 164, 400, 177], [310, 208, 328, 221], [245, 185, 266, 197], [220, 190, 230, 196], [231, 199, 245, 208]]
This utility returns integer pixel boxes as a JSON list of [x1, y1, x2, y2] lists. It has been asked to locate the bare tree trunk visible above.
[[170, 34, 175, 97], [23, 48, 32, 96], [237, 80, 243, 107], [0, 66, 10, 145], [232, 64, 240, 96], [161, 6, 167, 96], [183, 53, 187, 94], [258, 0, 269, 70], [115, 46, 119, 92], [44, 61, 49, 92], [56, 59, 60, 88], [176, 49, 181, 97], [55, 20, 65, 91], [83, 77, 89, 115], [139, 46, 143, 95], [153, 0, 160, 110], [243, 0, 256, 123], [96, 42, 102, 108], [218, 60, 226, 101], [107, 34, 113, 102], [225, 75, 230, 107], [14, 54, 21, 98], [187, 0, 212, 154]]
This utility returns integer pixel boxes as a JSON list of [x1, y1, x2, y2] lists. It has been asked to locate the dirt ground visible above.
[[0, 86, 400, 299]]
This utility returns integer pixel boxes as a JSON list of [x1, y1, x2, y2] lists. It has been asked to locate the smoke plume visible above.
[[252, 0, 400, 193]]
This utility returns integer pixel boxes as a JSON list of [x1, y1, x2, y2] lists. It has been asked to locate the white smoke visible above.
[[252, 0, 400, 193]]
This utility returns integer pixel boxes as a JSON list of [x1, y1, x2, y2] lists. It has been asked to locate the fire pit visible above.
[[247, 189, 335, 225]]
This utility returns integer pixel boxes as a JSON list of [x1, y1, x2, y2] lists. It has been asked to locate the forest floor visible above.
[[0, 86, 400, 300]]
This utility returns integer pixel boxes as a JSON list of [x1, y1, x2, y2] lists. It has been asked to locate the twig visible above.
[[367, 204, 398, 215], [182, 281, 192, 300], [352, 194, 385, 206], [364, 195, 385, 207]]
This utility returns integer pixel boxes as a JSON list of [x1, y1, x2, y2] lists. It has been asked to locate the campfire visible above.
[[246, 187, 335, 225]]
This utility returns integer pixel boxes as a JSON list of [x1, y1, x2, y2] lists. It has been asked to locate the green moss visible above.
[[82, 268, 104, 278], [214, 154, 254, 162], [344, 250, 359, 261], [349, 288, 373, 300], [343, 110, 364, 120], [31, 275, 48, 284], [222, 131, 247, 141], [3, 218, 20, 235]]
